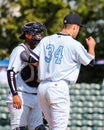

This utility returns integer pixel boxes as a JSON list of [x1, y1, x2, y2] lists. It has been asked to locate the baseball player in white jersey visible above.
[[23, 13, 96, 130], [6, 22, 47, 130]]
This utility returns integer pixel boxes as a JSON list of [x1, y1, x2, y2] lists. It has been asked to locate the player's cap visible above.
[[63, 13, 84, 27]]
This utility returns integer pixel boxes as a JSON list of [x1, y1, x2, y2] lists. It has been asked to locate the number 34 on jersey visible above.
[[45, 44, 64, 64]]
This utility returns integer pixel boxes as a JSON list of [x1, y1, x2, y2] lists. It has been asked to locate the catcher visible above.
[[6, 22, 47, 130]]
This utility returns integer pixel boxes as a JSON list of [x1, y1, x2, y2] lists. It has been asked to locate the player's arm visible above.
[[7, 69, 18, 96], [86, 36, 96, 58], [7, 69, 22, 109], [86, 36, 96, 66], [76, 36, 96, 67]]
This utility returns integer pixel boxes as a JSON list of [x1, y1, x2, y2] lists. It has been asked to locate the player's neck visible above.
[[61, 29, 72, 36], [58, 32, 70, 36]]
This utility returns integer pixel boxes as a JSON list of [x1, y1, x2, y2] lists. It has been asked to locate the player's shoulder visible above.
[[42, 34, 57, 40], [18, 43, 26, 48], [71, 38, 85, 53], [16, 43, 26, 50], [11, 43, 25, 54], [13, 43, 24, 49], [70, 37, 82, 46]]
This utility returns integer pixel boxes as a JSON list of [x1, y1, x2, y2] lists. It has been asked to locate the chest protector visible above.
[[20, 44, 39, 88]]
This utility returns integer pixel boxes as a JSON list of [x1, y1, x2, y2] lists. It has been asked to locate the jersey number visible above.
[[45, 44, 64, 64]]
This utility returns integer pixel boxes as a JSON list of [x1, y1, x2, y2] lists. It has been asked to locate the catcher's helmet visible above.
[[19, 22, 46, 43]]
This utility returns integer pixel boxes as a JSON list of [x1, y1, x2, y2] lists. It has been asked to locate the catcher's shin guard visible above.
[[35, 124, 46, 130], [13, 126, 26, 130]]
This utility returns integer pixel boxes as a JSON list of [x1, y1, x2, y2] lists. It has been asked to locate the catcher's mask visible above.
[[19, 22, 47, 44]]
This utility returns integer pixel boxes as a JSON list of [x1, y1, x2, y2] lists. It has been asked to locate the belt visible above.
[[18, 90, 37, 95]]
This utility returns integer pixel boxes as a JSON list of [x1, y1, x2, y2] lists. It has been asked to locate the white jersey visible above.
[[33, 34, 94, 84], [7, 44, 37, 93]]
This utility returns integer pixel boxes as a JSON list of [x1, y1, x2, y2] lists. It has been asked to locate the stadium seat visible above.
[[69, 83, 104, 129], [1, 83, 104, 130]]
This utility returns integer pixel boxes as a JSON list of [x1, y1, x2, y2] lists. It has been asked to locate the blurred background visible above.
[[0, 0, 104, 130]]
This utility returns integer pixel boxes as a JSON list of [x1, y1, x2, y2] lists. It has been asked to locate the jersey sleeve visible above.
[[74, 42, 94, 66], [8, 46, 24, 73]]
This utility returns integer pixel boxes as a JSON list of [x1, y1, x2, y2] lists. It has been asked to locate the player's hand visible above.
[[13, 95, 22, 109], [86, 36, 96, 57], [86, 36, 96, 49]]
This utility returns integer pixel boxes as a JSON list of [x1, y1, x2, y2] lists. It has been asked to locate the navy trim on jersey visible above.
[[57, 32, 70, 36], [88, 60, 94, 67], [18, 90, 37, 95]]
